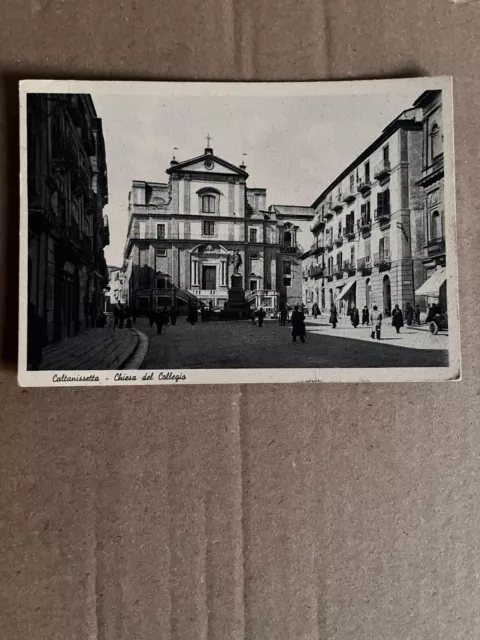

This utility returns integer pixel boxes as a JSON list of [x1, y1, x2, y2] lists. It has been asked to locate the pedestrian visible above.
[[251, 309, 257, 325], [370, 305, 383, 340], [414, 304, 421, 326], [148, 306, 155, 328], [170, 306, 178, 326], [279, 304, 287, 326], [404, 302, 414, 327], [27, 302, 44, 371], [392, 304, 404, 334], [351, 306, 360, 328], [329, 304, 338, 329], [125, 306, 132, 329], [291, 305, 306, 343], [362, 305, 369, 325], [257, 307, 266, 328], [155, 307, 164, 335], [118, 305, 125, 329], [312, 302, 320, 319]]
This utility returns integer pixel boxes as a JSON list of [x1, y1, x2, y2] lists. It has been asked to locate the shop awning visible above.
[[415, 268, 446, 297], [334, 279, 356, 302]]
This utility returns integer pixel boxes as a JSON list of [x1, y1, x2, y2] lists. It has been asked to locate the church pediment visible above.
[[191, 243, 229, 256], [167, 153, 248, 178]]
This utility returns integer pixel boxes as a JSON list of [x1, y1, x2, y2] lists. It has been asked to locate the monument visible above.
[[219, 250, 249, 319]]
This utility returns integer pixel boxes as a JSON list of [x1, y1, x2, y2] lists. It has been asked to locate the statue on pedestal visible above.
[[232, 250, 242, 275]]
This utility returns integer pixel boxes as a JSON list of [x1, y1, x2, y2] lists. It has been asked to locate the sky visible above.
[[92, 88, 422, 267]]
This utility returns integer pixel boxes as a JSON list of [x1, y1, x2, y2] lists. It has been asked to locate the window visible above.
[[364, 161, 370, 183], [379, 235, 390, 259], [250, 252, 259, 259], [138, 221, 146, 239], [350, 246, 355, 263], [202, 194, 216, 214], [383, 144, 389, 163], [139, 248, 148, 266], [203, 220, 215, 236], [283, 277, 291, 287], [336, 253, 343, 270], [283, 230, 292, 247], [365, 239, 371, 262], [430, 122, 442, 160], [249, 228, 257, 243], [349, 173, 354, 191], [156, 249, 167, 257], [283, 261, 292, 275], [376, 189, 390, 216], [431, 211, 442, 239], [156, 223, 165, 239]]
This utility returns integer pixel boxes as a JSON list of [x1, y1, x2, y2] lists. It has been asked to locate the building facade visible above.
[[413, 90, 447, 311], [105, 266, 127, 310], [27, 93, 109, 347], [302, 102, 437, 317], [123, 144, 313, 314]]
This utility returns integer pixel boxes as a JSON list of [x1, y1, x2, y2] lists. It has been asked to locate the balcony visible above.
[[332, 195, 343, 213], [324, 208, 335, 220], [357, 217, 372, 235], [357, 257, 372, 275], [333, 265, 344, 279], [326, 270, 334, 282], [311, 214, 325, 232], [334, 234, 343, 247], [374, 207, 391, 227], [425, 236, 446, 257], [343, 260, 356, 276], [342, 187, 356, 204], [325, 240, 334, 251], [311, 243, 325, 255], [357, 179, 371, 195], [343, 226, 356, 241], [309, 265, 324, 278], [373, 160, 391, 181], [373, 251, 391, 271], [280, 245, 297, 254]]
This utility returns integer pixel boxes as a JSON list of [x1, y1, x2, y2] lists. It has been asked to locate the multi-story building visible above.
[[104, 266, 127, 310], [413, 90, 447, 312], [27, 93, 109, 346], [123, 143, 313, 314], [302, 103, 430, 317]]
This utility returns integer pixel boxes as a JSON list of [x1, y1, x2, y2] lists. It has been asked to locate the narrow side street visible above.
[[140, 316, 448, 370]]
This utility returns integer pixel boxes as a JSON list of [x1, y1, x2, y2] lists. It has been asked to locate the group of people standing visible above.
[[113, 304, 137, 329], [148, 305, 178, 335]]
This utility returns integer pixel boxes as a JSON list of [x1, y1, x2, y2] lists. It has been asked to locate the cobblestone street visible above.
[[139, 316, 449, 370]]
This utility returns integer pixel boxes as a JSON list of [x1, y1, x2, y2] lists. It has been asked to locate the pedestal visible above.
[[219, 272, 249, 319]]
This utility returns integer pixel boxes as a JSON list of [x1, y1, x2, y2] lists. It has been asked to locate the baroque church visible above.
[[123, 140, 313, 314]]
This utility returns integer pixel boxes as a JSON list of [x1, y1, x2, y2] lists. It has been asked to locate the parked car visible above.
[[429, 312, 448, 334]]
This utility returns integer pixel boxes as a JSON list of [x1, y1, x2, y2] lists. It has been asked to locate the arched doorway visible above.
[[365, 278, 371, 309], [383, 275, 391, 315]]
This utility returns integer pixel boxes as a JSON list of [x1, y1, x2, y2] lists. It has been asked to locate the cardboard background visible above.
[[1, 1, 480, 638]]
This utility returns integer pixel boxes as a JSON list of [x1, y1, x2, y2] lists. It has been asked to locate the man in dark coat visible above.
[[170, 306, 178, 326], [329, 304, 338, 329], [392, 304, 404, 333], [351, 307, 360, 328], [148, 306, 155, 328], [404, 302, 414, 327], [279, 304, 287, 326], [155, 308, 165, 335], [362, 306, 369, 325], [257, 307, 266, 328], [291, 305, 306, 343]]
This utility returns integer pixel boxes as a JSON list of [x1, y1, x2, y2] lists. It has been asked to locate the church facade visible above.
[[123, 143, 313, 314]]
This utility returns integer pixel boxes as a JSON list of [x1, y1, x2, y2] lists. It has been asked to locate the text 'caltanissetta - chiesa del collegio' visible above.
[[122, 137, 314, 314]]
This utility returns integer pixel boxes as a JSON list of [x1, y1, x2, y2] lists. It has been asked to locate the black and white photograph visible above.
[[18, 78, 459, 386]]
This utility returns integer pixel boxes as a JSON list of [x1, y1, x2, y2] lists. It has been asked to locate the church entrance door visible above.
[[202, 266, 217, 290]]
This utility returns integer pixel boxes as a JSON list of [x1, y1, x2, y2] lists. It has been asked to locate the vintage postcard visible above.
[[18, 77, 460, 386]]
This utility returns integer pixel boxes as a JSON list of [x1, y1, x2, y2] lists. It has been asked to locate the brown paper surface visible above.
[[1, 1, 480, 638]]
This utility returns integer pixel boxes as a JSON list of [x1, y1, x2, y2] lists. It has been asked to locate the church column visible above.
[[228, 177, 235, 215], [184, 173, 191, 214]]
